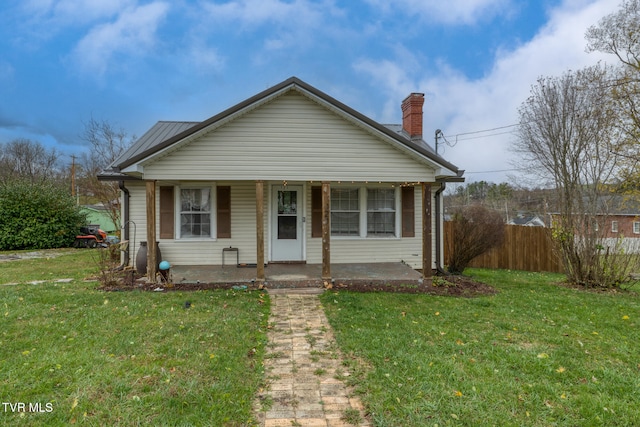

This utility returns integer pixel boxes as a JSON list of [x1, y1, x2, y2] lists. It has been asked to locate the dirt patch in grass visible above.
[[100, 274, 497, 297], [0, 249, 76, 262]]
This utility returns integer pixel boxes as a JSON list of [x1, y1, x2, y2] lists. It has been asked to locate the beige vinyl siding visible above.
[[127, 181, 264, 266], [305, 183, 435, 269], [126, 180, 435, 269], [143, 92, 436, 182], [127, 181, 147, 266]]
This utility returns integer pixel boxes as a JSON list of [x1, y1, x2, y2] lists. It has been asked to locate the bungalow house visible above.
[[99, 77, 463, 281]]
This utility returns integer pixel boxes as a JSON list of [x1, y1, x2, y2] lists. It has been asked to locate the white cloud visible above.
[[363, 0, 510, 24], [200, 0, 342, 51], [355, 0, 620, 183], [71, 2, 170, 75], [20, 0, 135, 31], [0, 61, 15, 82], [352, 58, 414, 121], [203, 0, 325, 27], [185, 41, 225, 74]]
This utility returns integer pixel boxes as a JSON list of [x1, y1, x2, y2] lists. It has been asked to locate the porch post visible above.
[[146, 180, 157, 282], [256, 180, 265, 282], [422, 182, 433, 278], [321, 181, 331, 280]]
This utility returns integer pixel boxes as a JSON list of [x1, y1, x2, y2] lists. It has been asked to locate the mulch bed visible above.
[[328, 276, 498, 297], [99, 273, 497, 297]]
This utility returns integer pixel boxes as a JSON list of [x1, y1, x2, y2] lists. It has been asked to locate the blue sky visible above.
[[0, 0, 620, 184]]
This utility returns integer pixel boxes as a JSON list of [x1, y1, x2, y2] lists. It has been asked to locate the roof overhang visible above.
[[112, 77, 463, 180]]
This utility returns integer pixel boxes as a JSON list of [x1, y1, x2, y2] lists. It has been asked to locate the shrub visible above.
[[446, 204, 505, 274], [552, 216, 640, 288], [0, 180, 86, 250]]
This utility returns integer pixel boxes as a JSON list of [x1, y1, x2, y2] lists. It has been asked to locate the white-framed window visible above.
[[634, 221, 640, 234], [367, 188, 396, 237], [330, 186, 399, 238], [331, 188, 360, 236], [179, 187, 212, 238], [612, 221, 619, 233]]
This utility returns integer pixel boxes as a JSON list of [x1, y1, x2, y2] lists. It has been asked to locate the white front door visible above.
[[271, 185, 304, 261]]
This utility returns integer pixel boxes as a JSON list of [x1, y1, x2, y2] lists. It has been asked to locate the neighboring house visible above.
[[98, 77, 463, 280], [595, 214, 640, 238], [80, 203, 118, 234], [507, 215, 546, 227], [548, 195, 640, 238], [598, 212, 640, 254], [597, 196, 640, 239]]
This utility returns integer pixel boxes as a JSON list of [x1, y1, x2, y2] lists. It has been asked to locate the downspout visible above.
[[118, 181, 131, 268], [434, 181, 447, 275]]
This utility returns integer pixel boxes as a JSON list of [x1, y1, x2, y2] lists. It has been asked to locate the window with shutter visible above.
[[217, 186, 231, 238], [159, 186, 174, 239], [311, 186, 322, 237], [401, 186, 415, 237]]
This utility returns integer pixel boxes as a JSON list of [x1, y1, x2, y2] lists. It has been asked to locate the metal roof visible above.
[[111, 120, 199, 167], [102, 77, 462, 179]]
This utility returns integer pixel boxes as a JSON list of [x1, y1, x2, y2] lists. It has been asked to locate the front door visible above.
[[271, 185, 304, 261]]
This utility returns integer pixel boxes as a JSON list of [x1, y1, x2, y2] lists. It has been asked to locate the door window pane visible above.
[[278, 216, 297, 239], [278, 191, 297, 214]]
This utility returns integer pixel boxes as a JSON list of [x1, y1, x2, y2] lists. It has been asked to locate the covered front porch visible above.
[[169, 262, 423, 288], [139, 180, 435, 284]]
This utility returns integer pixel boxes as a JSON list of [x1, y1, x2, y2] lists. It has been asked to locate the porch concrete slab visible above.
[[170, 262, 421, 287]]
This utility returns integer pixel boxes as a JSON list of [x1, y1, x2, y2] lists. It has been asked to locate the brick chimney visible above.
[[401, 92, 424, 139]]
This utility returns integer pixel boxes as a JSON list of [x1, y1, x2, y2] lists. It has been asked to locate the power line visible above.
[[464, 168, 524, 174], [442, 123, 521, 143], [451, 130, 517, 142], [443, 123, 520, 139], [434, 123, 522, 154]]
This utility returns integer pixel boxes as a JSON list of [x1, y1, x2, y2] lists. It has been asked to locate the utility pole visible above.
[[70, 155, 77, 202]]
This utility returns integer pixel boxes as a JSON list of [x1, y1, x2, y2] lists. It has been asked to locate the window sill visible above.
[[330, 235, 401, 240], [172, 237, 218, 242]]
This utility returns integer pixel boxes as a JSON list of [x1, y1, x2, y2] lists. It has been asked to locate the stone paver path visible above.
[[254, 289, 370, 427]]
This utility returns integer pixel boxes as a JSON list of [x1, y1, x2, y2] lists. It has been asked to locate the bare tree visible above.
[[445, 204, 505, 274], [0, 139, 63, 185], [513, 65, 635, 287], [78, 117, 135, 235], [586, 0, 640, 190], [585, 0, 640, 72]]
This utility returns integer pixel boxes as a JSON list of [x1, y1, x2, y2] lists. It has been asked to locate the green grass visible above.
[[0, 249, 99, 284], [0, 249, 270, 426], [320, 268, 640, 426]]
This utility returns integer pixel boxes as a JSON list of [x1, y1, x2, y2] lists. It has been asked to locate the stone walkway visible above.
[[254, 289, 371, 427]]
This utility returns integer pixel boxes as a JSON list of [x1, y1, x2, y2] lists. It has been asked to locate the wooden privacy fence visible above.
[[443, 223, 564, 273]]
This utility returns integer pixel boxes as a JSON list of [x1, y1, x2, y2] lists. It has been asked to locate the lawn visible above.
[[4, 251, 640, 426], [320, 269, 640, 427], [0, 249, 270, 426]]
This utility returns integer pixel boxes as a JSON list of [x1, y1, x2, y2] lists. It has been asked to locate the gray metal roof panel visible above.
[[111, 121, 199, 167], [111, 77, 461, 176]]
